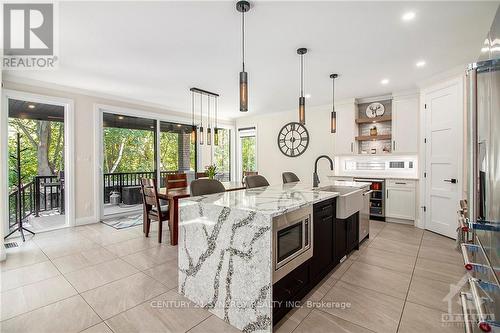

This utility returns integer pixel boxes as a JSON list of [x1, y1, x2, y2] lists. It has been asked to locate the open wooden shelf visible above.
[[355, 134, 392, 141], [355, 115, 392, 124]]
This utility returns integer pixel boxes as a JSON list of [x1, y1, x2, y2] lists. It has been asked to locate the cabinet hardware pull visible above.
[[351, 142, 353, 152], [393, 140, 396, 151], [395, 182, 406, 185], [386, 189, 389, 199], [444, 178, 458, 184]]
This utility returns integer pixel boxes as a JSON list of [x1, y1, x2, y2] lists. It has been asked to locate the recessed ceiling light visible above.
[[381, 79, 389, 85], [416, 60, 426, 67], [305, 94, 311, 99], [28, 104, 35, 109], [118, 116, 124, 120], [402, 11, 416, 21], [177, 124, 182, 127]]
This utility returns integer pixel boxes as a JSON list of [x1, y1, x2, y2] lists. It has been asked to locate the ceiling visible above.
[[5, 1, 499, 119], [9, 99, 64, 122]]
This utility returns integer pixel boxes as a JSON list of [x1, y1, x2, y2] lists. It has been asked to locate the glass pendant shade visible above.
[[240, 71, 248, 112], [331, 111, 337, 133], [207, 127, 212, 145], [299, 96, 306, 125], [214, 128, 219, 146], [199, 126, 204, 145], [191, 125, 196, 144]]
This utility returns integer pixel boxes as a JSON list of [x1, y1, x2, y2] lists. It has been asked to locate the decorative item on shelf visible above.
[[366, 102, 385, 118], [297, 47, 308, 124], [277, 122, 310, 157], [205, 164, 217, 180], [330, 73, 338, 133], [383, 146, 390, 153], [370, 148, 377, 154], [237, 1, 250, 112], [370, 126, 378, 136]]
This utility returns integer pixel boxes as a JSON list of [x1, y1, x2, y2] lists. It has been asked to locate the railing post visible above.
[[34, 176, 40, 217]]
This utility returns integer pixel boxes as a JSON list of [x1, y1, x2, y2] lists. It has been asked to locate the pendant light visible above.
[[330, 74, 338, 133], [199, 94, 204, 145], [237, 1, 250, 112], [214, 97, 219, 146], [297, 48, 307, 125], [207, 96, 212, 145], [190, 91, 196, 144]]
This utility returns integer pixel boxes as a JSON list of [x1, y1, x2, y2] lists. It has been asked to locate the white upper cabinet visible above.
[[334, 101, 357, 155], [392, 95, 419, 153]]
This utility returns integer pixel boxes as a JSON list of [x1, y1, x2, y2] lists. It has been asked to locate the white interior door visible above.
[[424, 80, 462, 238]]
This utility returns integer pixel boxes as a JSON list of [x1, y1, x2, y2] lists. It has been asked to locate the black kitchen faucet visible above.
[[313, 155, 334, 188]]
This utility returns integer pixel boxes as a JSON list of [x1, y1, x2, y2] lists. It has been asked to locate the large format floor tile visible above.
[[0, 241, 48, 272], [0, 295, 100, 333], [51, 246, 117, 274], [81, 272, 169, 319], [322, 281, 404, 333], [0, 261, 60, 291], [418, 244, 463, 265], [122, 245, 178, 270], [357, 247, 416, 274], [398, 302, 463, 333], [104, 237, 160, 257], [63, 258, 138, 292], [274, 306, 312, 333], [376, 225, 423, 245], [0, 275, 77, 321], [294, 309, 374, 333], [413, 258, 466, 284], [407, 275, 460, 313], [189, 315, 241, 333], [105, 289, 211, 333], [143, 258, 179, 289], [81, 322, 113, 333], [340, 261, 411, 299], [368, 237, 419, 257]]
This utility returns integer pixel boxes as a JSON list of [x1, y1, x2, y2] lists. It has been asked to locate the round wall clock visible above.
[[277, 122, 310, 157], [366, 102, 385, 118]]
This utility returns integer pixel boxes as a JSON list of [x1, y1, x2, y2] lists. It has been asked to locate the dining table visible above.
[[157, 181, 246, 245]]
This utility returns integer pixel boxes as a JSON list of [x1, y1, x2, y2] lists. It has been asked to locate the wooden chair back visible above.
[[140, 178, 161, 210], [196, 172, 208, 179], [165, 173, 188, 190]]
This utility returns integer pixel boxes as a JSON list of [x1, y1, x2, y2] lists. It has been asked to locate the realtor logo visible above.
[[3, 3, 58, 69]]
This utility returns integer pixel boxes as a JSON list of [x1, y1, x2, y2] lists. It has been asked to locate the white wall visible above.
[[0, 70, 5, 260], [235, 100, 356, 186], [2, 79, 234, 225]]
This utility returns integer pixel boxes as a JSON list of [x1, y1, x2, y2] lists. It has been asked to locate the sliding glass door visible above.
[[213, 128, 231, 181], [102, 113, 156, 216], [159, 121, 197, 185]]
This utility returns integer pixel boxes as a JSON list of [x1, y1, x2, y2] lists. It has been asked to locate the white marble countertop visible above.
[[180, 182, 340, 217], [328, 175, 419, 180]]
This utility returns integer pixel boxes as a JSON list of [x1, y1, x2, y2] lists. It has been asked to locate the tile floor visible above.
[[0, 220, 466, 333]]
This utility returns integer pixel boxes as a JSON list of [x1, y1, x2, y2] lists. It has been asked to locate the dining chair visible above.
[[190, 179, 226, 196], [242, 171, 258, 185], [196, 172, 208, 179], [165, 173, 188, 190], [245, 175, 270, 189], [282, 172, 300, 184], [140, 178, 169, 243]]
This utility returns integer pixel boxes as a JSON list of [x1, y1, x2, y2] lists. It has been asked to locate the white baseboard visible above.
[[76, 216, 99, 226], [385, 217, 414, 226]]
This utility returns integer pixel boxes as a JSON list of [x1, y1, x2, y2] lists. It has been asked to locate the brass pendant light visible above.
[[330, 74, 338, 133], [237, 1, 250, 112], [297, 48, 307, 125]]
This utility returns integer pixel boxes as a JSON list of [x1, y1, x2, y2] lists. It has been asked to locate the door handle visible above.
[[444, 179, 458, 184]]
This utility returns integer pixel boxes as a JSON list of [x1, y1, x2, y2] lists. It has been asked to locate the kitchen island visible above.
[[177, 182, 365, 332]]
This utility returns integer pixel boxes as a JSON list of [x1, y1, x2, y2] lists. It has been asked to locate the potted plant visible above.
[[205, 164, 217, 180]]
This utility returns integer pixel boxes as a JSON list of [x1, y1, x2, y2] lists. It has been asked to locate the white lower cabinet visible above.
[[385, 179, 416, 221]]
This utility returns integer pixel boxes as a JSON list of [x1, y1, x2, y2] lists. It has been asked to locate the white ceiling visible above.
[[6, 1, 499, 119]]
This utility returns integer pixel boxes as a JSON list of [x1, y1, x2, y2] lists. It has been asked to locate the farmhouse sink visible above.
[[317, 185, 364, 219]]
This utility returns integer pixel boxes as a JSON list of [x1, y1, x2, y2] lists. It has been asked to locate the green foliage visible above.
[[241, 135, 256, 172], [8, 119, 64, 190], [205, 164, 217, 179], [214, 129, 230, 175]]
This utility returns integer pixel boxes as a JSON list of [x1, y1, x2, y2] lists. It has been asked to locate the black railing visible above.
[[8, 181, 35, 228], [103, 171, 179, 203], [34, 176, 63, 216]]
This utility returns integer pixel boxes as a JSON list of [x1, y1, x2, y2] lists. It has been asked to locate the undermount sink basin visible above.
[[317, 185, 364, 219]]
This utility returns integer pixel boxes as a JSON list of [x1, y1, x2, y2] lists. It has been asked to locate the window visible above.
[[160, 121, 197, 185], [213, 128, 231, 181], [238, 127, 257, 179]]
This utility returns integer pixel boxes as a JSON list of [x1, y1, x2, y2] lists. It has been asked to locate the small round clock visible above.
[[277, 122, 310, 157]]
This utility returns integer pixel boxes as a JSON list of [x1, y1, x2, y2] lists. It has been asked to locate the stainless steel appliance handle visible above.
[[363, 190, 374, 196]]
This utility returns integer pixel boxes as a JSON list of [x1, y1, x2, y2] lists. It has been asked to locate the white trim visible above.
[[236, 125, 258, 182], [1, 89, 76, 234], [4, 75, 236, 123], [76, 216, 98, 226]]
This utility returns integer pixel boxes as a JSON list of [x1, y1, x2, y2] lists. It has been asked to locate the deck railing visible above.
[[8, 181, 35, 228]]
